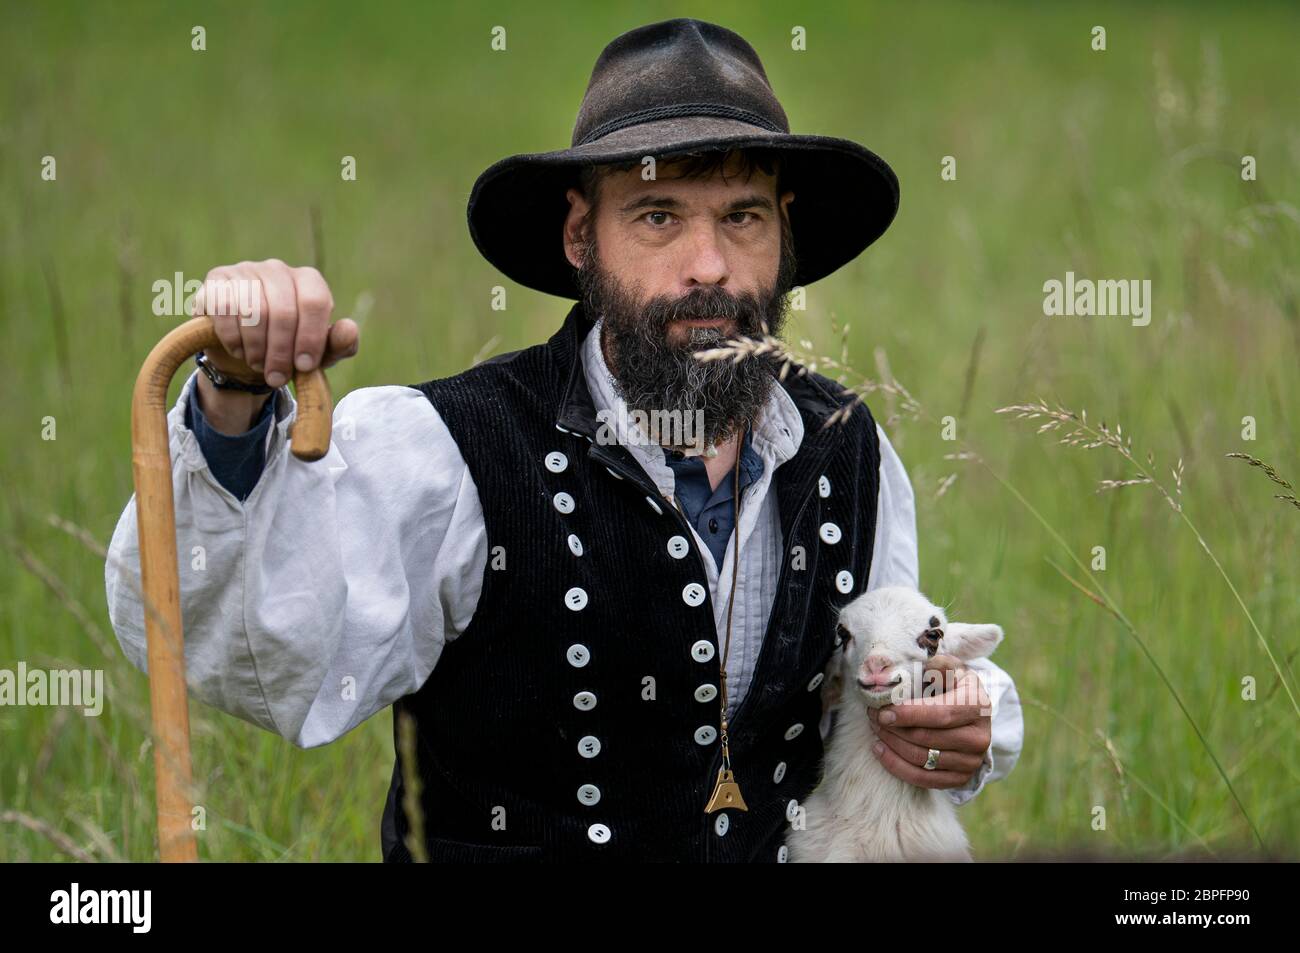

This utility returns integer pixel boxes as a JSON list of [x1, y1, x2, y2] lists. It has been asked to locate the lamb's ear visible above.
[[943, 622, 1004, 661]]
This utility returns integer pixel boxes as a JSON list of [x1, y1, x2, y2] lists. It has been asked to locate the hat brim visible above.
[[466, 116, 900, 299]]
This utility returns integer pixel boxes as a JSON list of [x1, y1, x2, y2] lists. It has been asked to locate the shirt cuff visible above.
[[947, 745, 995, 807], [946, 666, 1001, 807]]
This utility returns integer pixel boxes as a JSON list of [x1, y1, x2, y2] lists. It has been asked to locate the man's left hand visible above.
[[866, 655, 991, 790]]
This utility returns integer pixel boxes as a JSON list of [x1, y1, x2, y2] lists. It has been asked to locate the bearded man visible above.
[[106, 18, 1022, 862]]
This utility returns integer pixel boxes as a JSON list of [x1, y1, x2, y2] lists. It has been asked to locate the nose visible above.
[[860, 655, 898, 688], [681, 224, 729, 289]]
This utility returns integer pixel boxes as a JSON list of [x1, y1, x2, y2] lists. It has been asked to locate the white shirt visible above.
[[105, 324, 1023, 808]]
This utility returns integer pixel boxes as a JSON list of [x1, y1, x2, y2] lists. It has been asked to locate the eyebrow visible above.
[[619, 193, 775, 215]]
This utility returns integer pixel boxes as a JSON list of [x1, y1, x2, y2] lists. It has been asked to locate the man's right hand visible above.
[[189, 259, 359, 434]]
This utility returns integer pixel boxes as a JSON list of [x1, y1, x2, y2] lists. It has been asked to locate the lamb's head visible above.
[[834, 586, 1004, 709]]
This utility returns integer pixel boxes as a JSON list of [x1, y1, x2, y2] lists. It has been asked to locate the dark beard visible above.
[[576, 226, 798, 449]]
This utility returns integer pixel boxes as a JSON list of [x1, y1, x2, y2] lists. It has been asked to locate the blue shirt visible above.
[[185, 378, 277, 502], [662, 429, 764, 571]]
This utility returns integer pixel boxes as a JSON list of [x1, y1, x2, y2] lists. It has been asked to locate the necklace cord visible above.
[[718, 430, 744, 768]]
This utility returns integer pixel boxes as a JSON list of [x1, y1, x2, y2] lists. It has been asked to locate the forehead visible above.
[[595, 155, 778, 205], [839, 590, 943, 635]]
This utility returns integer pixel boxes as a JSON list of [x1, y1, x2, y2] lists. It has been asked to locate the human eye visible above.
[[725, 210, 758, 226], [641, 210, 676, 227]]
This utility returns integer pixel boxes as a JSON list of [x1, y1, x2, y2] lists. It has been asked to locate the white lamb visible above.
[[787, 586, 1005, 863]]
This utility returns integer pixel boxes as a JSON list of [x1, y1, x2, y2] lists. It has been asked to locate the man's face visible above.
[[563, 153, 798, 447]]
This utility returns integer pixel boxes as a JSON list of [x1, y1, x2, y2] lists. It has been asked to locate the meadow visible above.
[[1, 1, 1296, 860]]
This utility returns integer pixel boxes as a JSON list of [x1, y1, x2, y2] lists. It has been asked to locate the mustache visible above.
[[638, 286, 770, 337]]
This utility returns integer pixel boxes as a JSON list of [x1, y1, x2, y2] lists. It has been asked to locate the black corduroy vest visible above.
[[381, 302, 881, 862]]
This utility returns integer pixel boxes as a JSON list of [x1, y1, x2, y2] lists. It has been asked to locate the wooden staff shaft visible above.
[[130, 316, 331, 861]]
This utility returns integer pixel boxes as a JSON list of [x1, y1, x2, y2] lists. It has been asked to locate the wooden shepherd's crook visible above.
[[131, 316, 332, 862]]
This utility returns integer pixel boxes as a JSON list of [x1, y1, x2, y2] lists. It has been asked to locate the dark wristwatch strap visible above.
[[194, 352, 275, 394]]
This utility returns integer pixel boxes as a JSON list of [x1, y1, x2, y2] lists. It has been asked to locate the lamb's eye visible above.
[[836, 624, 853, 650], [929, 615, 941, 628], [916, 625, 942, 656]]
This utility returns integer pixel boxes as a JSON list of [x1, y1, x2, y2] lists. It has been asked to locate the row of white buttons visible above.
[[565, 504, 601, 832], [545, 448, 609, 847], [549, 456, 586, 613], [821, 474, 855, 595]]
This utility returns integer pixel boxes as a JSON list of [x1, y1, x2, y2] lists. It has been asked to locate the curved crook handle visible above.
[[129, 316, 332, 861]]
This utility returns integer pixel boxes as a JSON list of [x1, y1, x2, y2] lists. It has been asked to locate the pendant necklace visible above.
[[704, 429, 748, 814]]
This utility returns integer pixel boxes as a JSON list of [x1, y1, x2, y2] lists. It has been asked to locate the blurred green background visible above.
[[2, 0, 1297, 861]]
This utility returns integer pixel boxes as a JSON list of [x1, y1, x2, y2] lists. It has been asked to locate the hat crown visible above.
[[571, 18, 790, 148]]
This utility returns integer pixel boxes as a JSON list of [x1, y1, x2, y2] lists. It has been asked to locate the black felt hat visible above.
[[466, 17, 900, 299]]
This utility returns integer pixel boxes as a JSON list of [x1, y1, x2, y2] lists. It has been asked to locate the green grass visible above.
[[1, 0, 1297, 860]]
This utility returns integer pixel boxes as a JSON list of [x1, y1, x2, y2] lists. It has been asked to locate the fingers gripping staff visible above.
[[129, 315, 332, 861]]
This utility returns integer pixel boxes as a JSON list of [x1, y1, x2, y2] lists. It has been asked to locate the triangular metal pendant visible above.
[[704, 767, 749, 813]]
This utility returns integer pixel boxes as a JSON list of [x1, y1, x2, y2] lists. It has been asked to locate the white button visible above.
[[694, 684, 718, 703], [645, 495, 663, 515], [578, 735, 601, 758], [777, 845, 789, 863], [587, 822, 611, 844], [682, 583, 706, 607], [667, 535, 690, 559], [835, 570, 854, 594], [773, 761, 787, 783], [573, 690, 597, 711], [568, 534, 583, 557], [565, 587, 589, 611], [566, 644, 590, 668], [691, 640, 716, 663], [784, 722, 805, 741], [694, 725, 718, 745], [819, 522, 842, 544], [785, 799, 800, 822], [605, 467, 623, 481], [553, 492, 575, 514], [807, 672, 824, 692], [577, 783, 601, 806], [714, 813, 730, 836], [545, 451, 568, 473], [818, 475, 831, 498]]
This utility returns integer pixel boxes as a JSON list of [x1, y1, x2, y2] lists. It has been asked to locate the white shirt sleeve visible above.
[[860, 423, 1024, 806], [105, 371, 488, 748]]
